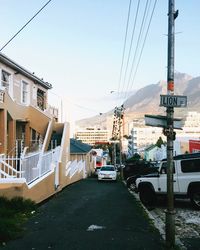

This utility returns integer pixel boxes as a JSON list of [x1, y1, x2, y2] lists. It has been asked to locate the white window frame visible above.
[[0, 68, 13, 96], [21, 80, 30, 105]]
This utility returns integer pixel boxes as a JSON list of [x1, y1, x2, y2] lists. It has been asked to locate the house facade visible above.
[[0, 53, 93, 203], [0, 52, 59, 156]]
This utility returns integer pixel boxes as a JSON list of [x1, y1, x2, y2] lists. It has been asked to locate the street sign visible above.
[[160, 95, 187, 108], [145, 114, 182, 129]]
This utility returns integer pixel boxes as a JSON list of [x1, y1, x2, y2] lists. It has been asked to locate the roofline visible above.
[[70, 152, 88, 155], [0, 53, 52, 89]]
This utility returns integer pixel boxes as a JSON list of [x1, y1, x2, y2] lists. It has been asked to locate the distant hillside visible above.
[[76, 72, 200, 131]]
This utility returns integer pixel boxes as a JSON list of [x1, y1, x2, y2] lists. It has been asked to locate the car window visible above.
[[160, 162, 175, 174], [181, 158, 200, 173], [101, 166, 115, 171]]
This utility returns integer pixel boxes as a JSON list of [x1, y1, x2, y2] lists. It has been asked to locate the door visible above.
[[158, 161, 179, 193]]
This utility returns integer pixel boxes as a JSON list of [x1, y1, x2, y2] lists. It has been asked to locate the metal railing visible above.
[[0, 154, 22, 178], [0, 146, 61, 184], [66, 159, 86, 178]]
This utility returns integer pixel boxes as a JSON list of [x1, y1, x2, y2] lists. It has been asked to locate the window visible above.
[[160, 162, 175, 174], [1, 70, 10, 89], [181, 159, 200, 173], [22, 81, 29, 104], [37, 88, 45, 110]]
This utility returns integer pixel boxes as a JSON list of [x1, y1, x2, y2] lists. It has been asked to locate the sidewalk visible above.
[[3, 178, 165, 250]]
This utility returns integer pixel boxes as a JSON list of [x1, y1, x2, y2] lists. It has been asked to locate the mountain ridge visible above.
[[75, 72, 200, 130]]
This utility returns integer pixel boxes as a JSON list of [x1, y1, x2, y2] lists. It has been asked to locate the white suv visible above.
[[136, 153, 200, 209]]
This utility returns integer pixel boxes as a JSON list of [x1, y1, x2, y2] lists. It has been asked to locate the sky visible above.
[[1, 0, 200, 125]]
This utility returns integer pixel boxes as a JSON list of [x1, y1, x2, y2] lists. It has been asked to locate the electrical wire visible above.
[[49, 91, 103, 116], [0, 0, 52, 51], [126, 0, 158, 101], [119, 0, 140, 102], [123, 0, 150, 101], [116, 0, 132, 105]]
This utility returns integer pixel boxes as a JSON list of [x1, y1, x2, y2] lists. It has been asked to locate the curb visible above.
[[124, 181, 187, 250]]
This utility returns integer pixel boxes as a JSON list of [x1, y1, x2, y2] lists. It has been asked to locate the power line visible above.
[[116, 0, 132, 105], [119, 0, 141, 102], [123, 0, 150, 101], [49, 91, 104, 116], [0, 0, 52, 51], [126, 0, 158, 100]]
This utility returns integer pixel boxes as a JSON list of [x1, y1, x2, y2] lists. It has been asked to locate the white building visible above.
[[75, 128, 109, 146], [127, 125, 165, 157], [176, 111, 200, 141]]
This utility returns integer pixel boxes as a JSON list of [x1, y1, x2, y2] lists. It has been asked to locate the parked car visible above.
[[126, 162, 159, 188], [123, 160, 155, 180], [98, 165, 117, 181], [136, 153, 200, 209]]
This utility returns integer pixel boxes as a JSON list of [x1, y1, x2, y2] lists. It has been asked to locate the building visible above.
[[75, 128, 109, 145], [70, 139, 95, 177], [0, 53, 93, 203], [0, 52, 59, 156], [144, 141, 181, 161], [127, 112, 200, 158], [176, 112, 200, 141], [189, 140, 200, 153], [183, 111, 200, 127], [127, 125, 165, 157]]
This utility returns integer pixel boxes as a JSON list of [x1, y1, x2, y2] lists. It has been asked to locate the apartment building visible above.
[[176, 111, 200, 140], [0, 52, 59, 156], [127, 126, 165, 155], [75, 128, 109, 145], [0, 53, 95, 203], [127, 112, 200, 158]]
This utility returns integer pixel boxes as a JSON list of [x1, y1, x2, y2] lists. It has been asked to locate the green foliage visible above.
[[0, 196, 36, 243], [125, 153, 141, 163], [156, 137, 164, 148]]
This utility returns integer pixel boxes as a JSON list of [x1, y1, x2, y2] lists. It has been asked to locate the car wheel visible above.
[[139, 187, 156, 206], [190, 189, 200, 210]]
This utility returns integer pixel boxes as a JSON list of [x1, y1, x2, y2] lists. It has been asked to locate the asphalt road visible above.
[[3, 178, 165, 250]]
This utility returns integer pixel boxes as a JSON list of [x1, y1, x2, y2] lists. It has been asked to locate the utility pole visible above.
[[113, 142, 116, 167], [111, 105, 125, 178], [165, 0, 178, 248]]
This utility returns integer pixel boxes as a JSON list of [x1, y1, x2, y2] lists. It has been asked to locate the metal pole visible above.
[[165, 0, 178, 248], [113, 142, 116, 168]]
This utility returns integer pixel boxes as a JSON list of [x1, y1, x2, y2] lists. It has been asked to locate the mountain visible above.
[[75, 72, 199, 130], [124, 72, 192, 115]]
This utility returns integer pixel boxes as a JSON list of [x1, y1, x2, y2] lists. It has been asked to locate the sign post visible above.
[[165, 0, 177, 248]]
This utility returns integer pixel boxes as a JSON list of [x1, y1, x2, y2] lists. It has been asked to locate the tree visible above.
[[125, 153, 141, 163], [156, 137, 164, 148]]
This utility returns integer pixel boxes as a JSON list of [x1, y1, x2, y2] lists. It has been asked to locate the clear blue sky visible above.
[[1, 0, 200, 123]]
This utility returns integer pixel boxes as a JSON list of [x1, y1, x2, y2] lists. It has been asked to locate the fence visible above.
[[0, 146, 61, 184], [66, 160, 86, 178], [0, 154, 22, 178]]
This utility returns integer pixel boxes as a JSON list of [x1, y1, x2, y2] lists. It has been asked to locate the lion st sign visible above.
[[160, 95, 187, 108]]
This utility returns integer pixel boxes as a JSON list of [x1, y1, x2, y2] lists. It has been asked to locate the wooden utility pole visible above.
[[165, 0, 178, 248]]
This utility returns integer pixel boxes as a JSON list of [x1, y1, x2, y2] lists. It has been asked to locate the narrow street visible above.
[[3, 178, 164, 250]]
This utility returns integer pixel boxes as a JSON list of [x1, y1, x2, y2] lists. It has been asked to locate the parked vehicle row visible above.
[[134, 153, 200, 210]]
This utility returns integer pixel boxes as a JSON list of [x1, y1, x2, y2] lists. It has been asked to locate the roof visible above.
[[70, 138, 92, 154], [0, 52, 52, 89], [162, 152, 200, 161], [145, 144, 157, 152]]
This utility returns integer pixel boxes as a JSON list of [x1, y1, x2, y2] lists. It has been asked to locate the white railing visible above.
[[66, 160, 86, 178], [24, 146, 61, 184], [21, 151, 40, 183], [0, 146, 61, 184], [0, 154, 22, 179]]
